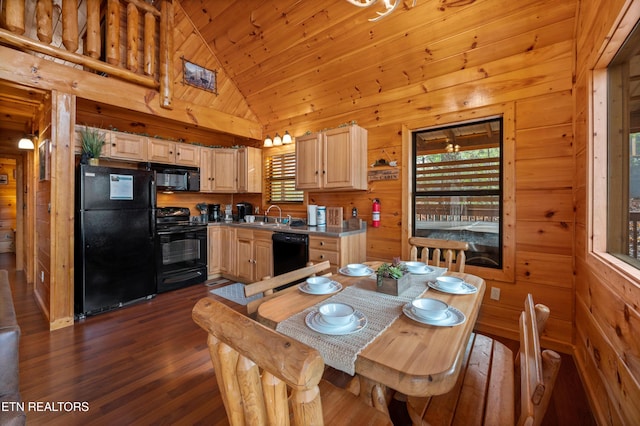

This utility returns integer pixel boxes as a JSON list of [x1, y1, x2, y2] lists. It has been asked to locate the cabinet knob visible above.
[[320, 254, 325, 259], [320, 241, 325, 246]]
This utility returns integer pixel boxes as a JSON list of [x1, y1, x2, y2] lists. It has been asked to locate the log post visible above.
[[85, 0, 101, 58], [106, 0, 121, 66], [159, 0, 173, 109], [143, 12, 155, 76], [126, 2, 139, 72], [2, 0, 25, 35], [62, 0, 79, 52], [36, 0, 53, 43]]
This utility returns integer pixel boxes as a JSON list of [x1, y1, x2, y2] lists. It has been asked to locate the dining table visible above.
[[256, 261, 486, 411]]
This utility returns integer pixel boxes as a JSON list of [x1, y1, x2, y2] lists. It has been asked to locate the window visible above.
[[607, 21, 640, 267], [412, 118, 503, 268], [264, 151, 303, 203]]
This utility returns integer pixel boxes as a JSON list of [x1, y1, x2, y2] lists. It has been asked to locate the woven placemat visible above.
[[276, 284, 427, 375]]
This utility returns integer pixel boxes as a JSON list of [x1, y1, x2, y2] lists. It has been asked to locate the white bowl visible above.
[[318, 303, 355, 326], [411, 298, 449, 320], [436, 276, 464, 291], [404, 261, 427, 273], [306, 276, 332, 292], [347, 263, 368, 274]]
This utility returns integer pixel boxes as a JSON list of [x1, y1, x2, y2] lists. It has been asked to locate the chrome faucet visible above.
[[265, 205, 282, 224]]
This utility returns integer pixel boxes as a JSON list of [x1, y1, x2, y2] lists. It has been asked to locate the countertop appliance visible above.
[[236, 202, 253, 222], [208, 204, 221, 222], [155, 207, 208, 292], [272, 232, 309, 290], [75, 164, 157, 318]]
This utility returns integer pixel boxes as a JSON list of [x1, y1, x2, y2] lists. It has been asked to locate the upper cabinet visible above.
[[109, 132, 148, 161], [201, 148, 237, 193], [237, 147, 263, 193], [295, 124, 368, 191], [148, 139, 199, 167]]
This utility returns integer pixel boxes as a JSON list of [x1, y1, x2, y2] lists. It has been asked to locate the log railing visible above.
[[0, 0, 173, 108]]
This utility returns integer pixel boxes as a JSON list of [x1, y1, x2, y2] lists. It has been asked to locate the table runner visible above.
[[275, 272, 441, 375]]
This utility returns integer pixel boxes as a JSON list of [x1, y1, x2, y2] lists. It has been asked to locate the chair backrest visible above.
[[244, 260, 332, 314], [518, 294, 561, 426], [193, 297, 326, 425], [408, 237, 469, 272]]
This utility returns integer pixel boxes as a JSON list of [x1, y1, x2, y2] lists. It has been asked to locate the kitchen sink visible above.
[[236, 221, 288, 228]]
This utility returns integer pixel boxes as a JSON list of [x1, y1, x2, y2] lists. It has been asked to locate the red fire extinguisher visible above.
[[372, 199, 381, 228]]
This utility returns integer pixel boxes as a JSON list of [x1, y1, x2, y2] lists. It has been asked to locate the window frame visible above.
[[402, 103, 515, 283], [263, 145, 304, 205], [590, 6, 640, 281]]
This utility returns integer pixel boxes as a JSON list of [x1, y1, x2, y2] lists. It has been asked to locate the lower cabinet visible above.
[[235, 229, 273, 283], [221, 227, 236, 275], [208, 226, 222, 277], [308, 232, 366, 273]]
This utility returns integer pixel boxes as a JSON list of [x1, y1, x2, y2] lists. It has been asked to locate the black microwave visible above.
[[148, 164, 200, 192]]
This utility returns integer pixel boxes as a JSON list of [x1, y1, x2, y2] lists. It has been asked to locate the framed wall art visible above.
[[182, 57, 217, 94], [39, 139, 50, 181]]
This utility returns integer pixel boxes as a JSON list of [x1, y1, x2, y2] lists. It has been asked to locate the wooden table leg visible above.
[[347, 375, 392, 417]]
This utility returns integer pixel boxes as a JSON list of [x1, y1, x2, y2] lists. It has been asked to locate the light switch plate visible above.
[[490, 287, 500, 301]]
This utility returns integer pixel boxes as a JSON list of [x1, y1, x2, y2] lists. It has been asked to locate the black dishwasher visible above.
[[272, 232, 309, 288]]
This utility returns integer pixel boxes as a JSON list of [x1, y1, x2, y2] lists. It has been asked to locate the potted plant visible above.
[[80, 126, 105, 165], [376, 257, 410, 296]]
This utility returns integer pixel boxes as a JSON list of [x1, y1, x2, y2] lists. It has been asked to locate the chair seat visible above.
[[407, 332, 515, 426], [319, 380, 393, 425]]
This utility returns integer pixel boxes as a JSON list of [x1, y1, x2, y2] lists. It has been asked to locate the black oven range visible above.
[[155, 207, 208, 293]]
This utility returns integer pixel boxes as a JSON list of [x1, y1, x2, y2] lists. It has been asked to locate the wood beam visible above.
[[0, 46, 262, 139]]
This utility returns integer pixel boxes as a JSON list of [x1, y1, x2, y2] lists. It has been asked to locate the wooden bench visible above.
[[406, 294, 561, 426], [408, 237, 469, 272], [192, 297, 392, 425], [243, 260, 332, 315]]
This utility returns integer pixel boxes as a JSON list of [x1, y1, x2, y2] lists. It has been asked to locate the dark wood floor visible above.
[[5, 254, 595, 425]]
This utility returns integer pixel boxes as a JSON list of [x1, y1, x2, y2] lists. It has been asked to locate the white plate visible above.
[[339, 266, 374, 277], [408, 265, 435, 275], [305, 310, 367, 335], [402, 303, 466, 326], [299, 281, 343, 295], [428, 281, 478, 295]]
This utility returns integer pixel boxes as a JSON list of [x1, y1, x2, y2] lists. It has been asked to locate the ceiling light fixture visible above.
[[345, 0, 416, 22], [445, 142, 460, 153], [263, 135, 273, 147], [18, 135, 35, 150]]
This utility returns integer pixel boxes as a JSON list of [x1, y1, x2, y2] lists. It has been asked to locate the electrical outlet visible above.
[[490, 287, 500, 301]]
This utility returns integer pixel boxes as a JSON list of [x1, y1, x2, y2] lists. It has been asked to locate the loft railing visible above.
[[0, 0, 173, 108]]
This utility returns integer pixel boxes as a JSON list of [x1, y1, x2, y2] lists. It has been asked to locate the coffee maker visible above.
[[208, 204, 221, 222], [236, 202, 253, 222]]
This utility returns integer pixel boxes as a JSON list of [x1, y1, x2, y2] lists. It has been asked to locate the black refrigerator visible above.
[[75, 164, 157, 318]]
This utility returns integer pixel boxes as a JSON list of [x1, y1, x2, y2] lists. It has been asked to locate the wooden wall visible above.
[[573, 0, 640, 424], [0, 157, 16, 253], [258, 0, 577, 351]]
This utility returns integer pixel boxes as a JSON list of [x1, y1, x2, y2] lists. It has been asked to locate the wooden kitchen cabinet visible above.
[[74, 125, 111, 158], [237, 147, 262, 193], [308, 232, 366, 273], [200, 148, 238, 193], [148, 138, 200, 166], [221, 227, 235, 275], [208, 226, 222, 277], [295, 124, 368, 191], [235, 229, 273, 283], [109, 131, 148, 161]]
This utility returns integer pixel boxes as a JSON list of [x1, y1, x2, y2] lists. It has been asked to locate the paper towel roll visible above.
[[307, 205, 317, 226]]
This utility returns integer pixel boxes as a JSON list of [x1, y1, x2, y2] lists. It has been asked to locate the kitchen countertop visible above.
[[207, 221, 366, 237]]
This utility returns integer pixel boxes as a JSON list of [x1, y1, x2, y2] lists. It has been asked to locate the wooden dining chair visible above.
[[406, 294, 561, 426], [192, 298, 393, 426], [244, 260, 332, 315], [408, 237, 469, 272]]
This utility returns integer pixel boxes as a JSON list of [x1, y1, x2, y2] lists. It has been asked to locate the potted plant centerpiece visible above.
[[80, 126, 105, 165], [376, 257, 410, 296]]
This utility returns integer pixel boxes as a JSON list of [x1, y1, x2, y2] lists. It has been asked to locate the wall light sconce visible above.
[[263, 135, 273, 147], [18, 134, 35, 150], [273, 133, 282, 146], [282, 130, 292, 144]]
